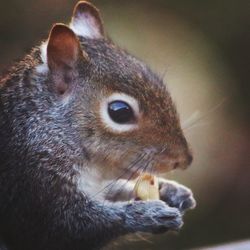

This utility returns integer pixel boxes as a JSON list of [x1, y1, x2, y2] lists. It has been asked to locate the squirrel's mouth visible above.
[[154, 161, 185, 173], [122, 162, 180, 181], [119, 148, 191, 180]]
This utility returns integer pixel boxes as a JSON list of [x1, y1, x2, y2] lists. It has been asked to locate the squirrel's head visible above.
[[35, 1, 192, 178]]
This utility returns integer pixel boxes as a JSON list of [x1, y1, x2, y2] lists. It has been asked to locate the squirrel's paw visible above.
[[125, 200, 183, 234], [159, 180, 196, 212]]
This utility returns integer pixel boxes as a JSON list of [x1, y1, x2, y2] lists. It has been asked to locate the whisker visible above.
[[110, 163, 146, 206], [160, 68, 168, 81], [182, 111, 201, 129], [89, 152, 147, 200], [103, 153, 152, 210], [182, 97, 228, 131], [104, 154, 147, 203], [109, 153, 154, 200], [133, 155, 153, 198], [185, 121, 210, 131], [108, 153, 153, 207], [93, 146, 167, 205]]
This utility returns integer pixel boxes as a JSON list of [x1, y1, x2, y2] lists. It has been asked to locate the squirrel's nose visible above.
[[179, 151, 193, 169], [157, 146, 193, 171]]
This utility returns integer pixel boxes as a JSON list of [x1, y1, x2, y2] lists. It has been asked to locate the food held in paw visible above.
[[134, 173, 160, 200]]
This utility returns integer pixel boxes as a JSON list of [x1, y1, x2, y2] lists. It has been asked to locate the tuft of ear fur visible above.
[[70, 1, 104, 39], [47, 23, 87, 95]]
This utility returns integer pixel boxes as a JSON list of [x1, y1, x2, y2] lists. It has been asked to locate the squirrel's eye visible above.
[[108, 101, 135, 124], [100, 93, 139, 132]]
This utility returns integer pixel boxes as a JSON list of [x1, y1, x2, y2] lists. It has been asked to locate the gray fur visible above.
[[159, 179, 196, 213]]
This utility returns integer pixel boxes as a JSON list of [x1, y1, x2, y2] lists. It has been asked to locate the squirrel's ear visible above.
[[47, 24, 87, 95], [47, 24, 83, 71], [70, 1, 104, 39]]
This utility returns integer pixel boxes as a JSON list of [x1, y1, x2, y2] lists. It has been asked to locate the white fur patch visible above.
[[35, 41, 49, 74], [100, 93, 140, 133], [40, 41, 48, 65], [73, 164, 106, 199], [70, 13, 102, 39]]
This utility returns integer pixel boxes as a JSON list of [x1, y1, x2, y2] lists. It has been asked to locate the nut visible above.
[[134, 173, 160, 200]]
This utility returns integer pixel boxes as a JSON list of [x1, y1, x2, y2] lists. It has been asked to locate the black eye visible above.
[[108, 101, 135, 124]]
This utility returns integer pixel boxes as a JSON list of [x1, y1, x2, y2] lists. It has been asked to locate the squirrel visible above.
[[0, 2, 196, 250]]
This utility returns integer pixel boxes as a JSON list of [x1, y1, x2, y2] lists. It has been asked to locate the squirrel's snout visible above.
[[156, 146, 193, 172]]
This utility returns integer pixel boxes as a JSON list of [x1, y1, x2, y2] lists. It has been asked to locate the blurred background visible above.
[[0, 0, 249, 249]]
